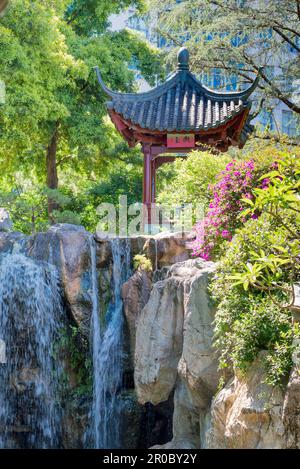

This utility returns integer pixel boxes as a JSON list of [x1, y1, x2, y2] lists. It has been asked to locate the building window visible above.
[[281, 75, 294, 93], [231, 32, 248, 47], [212, 68, 222, 89], [226, 74, 238, 91], [259, 28, 273, 46], [158, 36, 167, 48], [201, 71, 212, 87], [260, 109, 274, 131], [282, 110, 299, 137]]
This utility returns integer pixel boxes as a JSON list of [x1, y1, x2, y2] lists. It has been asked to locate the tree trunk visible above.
[[0, 1, 9, 16], [46, 123, 59, 222]]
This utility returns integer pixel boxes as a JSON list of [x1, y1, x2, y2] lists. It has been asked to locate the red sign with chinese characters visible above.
[[167, 134, 195, 148]]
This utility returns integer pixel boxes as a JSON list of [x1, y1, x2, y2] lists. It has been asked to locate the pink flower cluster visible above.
[[192, 159, 258, 260]]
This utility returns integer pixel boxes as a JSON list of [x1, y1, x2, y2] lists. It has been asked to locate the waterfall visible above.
[[90, 237, 131, 449], [0, 253, 64, 449]]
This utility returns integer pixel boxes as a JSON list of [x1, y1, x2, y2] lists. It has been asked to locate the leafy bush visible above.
[[133, 254, 152, 272], [0, 185, 81, 234], [212, 152, 300, 386], [157, 150, 231, 210], [191, 141, 299, 260], [231, 154, 300, 309], [192, 158, 268, 260], [212, 214, 300, 385], [0, 185, 49, 234]]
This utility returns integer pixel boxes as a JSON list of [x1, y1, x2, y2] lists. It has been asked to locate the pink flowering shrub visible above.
[[192, 159, 265, 260]]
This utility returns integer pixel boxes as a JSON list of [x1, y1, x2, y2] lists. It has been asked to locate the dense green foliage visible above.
[[157, 139, 294, 221], [232, 155, 300, 303], [0, 0, 161, 232], [157, 150, 231, 209], [212, 154, 300, 386]]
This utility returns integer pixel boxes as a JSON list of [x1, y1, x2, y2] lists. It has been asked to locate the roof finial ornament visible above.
[[177, 47, 189, 71]]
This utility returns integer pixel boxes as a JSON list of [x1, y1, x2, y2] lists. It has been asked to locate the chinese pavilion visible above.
[[95, 47, 258, 226]]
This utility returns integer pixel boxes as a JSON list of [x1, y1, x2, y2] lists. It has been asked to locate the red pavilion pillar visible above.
[[142, 143, 156, 230]]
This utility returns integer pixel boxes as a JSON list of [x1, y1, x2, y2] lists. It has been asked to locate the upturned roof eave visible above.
[[94, 66, 259, 104], [94, 66, 180, 102], [188, 72, 260, 101]]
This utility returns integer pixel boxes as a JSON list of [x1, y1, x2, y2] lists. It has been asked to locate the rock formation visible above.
[[207, 353, 285, 449], [133, 259, 219, 448], [1, 224, 300, 449], [122, 269, 152, 362], [127, 255, 300, 449], [205, 354, 300, 449]]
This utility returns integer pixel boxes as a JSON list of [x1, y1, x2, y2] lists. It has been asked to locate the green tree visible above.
[[156, 150, 231, 210], [149, 0, 300, 119], [0, 0, 161, 221]]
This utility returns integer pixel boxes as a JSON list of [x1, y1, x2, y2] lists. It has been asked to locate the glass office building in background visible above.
[[111, 3, 299, 137]]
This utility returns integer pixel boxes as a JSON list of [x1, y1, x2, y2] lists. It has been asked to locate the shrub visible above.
[[157, 150, 231, 210], [231, 154, 300, 309], [133, 254, 152, 272], [191, 141, 300, 261], [212, 214, 300, 386], [192, 158, 267, 260]]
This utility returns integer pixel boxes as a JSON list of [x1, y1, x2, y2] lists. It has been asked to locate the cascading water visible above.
[[0, 253, 64, 449], [90, 237, 131, 449]]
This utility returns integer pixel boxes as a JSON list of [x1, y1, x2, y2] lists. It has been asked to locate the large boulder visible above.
[[206, 352, 287, 449], [134, 258, 218, 448], [135, 272, 185, 405], [121, 269, 152, 362], [144, 232, 194, 269], [28, 224, 94, 332]]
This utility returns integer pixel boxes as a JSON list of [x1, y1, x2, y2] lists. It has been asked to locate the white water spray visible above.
[[0, 253, 64, 448], [90, 237, 131, 449]]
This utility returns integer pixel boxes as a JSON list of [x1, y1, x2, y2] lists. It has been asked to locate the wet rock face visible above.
[[134, 259, 219, 448], [0, 225, 95, 333], [0, 225, 105, 448], [3, 224, 113, 335], [29, 224, 94, 333]]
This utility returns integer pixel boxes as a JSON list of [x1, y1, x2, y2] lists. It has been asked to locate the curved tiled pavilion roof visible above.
[[95, 47, 258, 146], [95, 48, 259, 226]]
